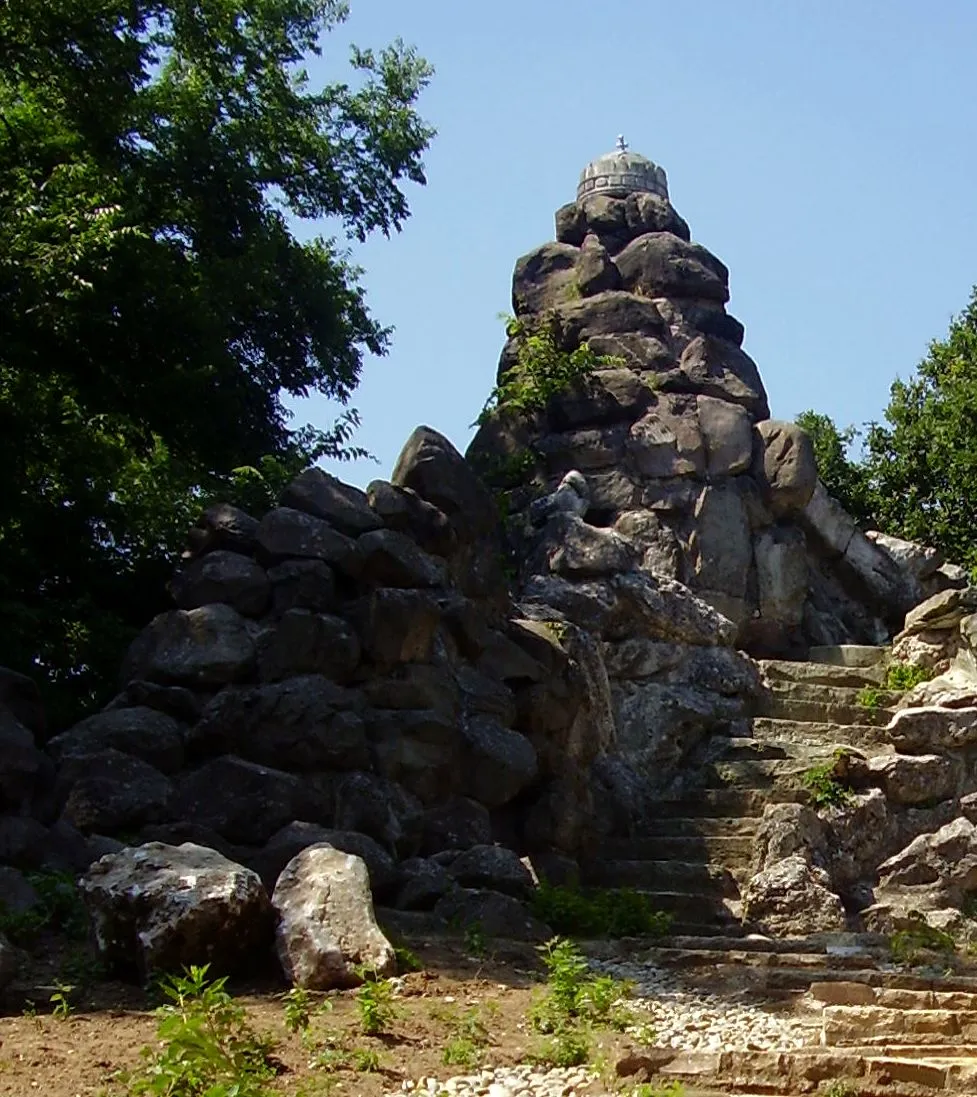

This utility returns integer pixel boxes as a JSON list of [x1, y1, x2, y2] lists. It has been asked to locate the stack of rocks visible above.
[[469, 140, 919, 665]]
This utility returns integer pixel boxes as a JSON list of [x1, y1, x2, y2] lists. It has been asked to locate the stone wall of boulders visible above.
[[1, 421, 772, 979], [743, 586, 977, 937], [466, 190, 948, 661]]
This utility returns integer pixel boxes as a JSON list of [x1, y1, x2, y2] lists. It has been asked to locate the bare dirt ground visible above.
[[0, 930, 669, 1097]]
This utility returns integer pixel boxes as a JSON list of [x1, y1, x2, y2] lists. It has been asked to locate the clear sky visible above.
[[295, 0, 977, 488]]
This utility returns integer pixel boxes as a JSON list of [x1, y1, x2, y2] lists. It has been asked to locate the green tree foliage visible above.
[[798, 289, 977, 573], [861, 289, 977, 570], [0, 0, 433, 724]]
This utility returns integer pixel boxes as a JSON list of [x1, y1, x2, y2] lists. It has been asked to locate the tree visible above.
[[0, 0, 434, 724], [860, 289, 977, 571], [798, 289, 977, 574]]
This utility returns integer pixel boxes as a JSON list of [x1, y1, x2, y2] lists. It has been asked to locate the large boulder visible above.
[[751, 803, 827, 873], [672, 336, 769, 418], [888, 706, 977, 754], [191, 676, 368, 771], [742, 854, 847, 936], [47, 706, 186, 774], [751, 421, 818, 517], [0, 706, 46, 814], [627, 393, 705, 478], [433, 888, 551, 942], [256, 609, 361, 684], [184, 503, 259, 560], [170, 551, 271, 617], [460, 718, 538, 808], [56, 749, 174, 834], [281, 468, 383, 535], [875, 816, 977, 916], [255, 507, 360, 575], [446, 845, 535, 898], [80, 842, 273, 979], [272, 844, 396, 989], [511, 241, 580, 315], [613, 232, 729, 303], [122, 604, 257, 688]]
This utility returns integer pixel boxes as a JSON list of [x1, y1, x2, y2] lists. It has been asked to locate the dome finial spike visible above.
[[616, 134, 628, 153]]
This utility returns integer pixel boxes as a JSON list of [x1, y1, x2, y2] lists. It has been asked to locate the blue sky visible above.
[[296, 1, 977, 487]]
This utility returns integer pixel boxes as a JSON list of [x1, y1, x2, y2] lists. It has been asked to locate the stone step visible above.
[[811, 981, 977, 1012], [758, 693, 895, 727], [809, 644, 890, 668], [637, 815, 760, 838], [583, 858, 740, 895], [599, 834, 755, 864], [751, 716, 889, 752], [759, 658, 887, 689], [699, 758, 810, 791], [657, 1046, 977, 1095], [654, 788, 793, 818], [822, 1004, 977, 1045], [766, 679, 902, 708], [600, 888, 741, 925], [710, 735, 790, 761]]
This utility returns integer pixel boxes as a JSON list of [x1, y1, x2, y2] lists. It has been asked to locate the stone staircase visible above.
[[580, 645, 977, 1091], [584, 644, 898, 936]]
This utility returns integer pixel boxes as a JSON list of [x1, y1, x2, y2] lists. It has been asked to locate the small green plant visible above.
[[529, 937, 632, 1036], [463, 921, 488, 958], [529, 881, 672, 939], [820, 1080, 859, 1097], [630, 1084, 685, 1097], [478, 315, 622, 424], [442, 1037, 480, 1068], [393, 945, 422, 974], [883, 662, 932, 691], [354, 972, 399, 1036], [349, 1048, 381, 1073], [800, 760, 853, 809], [0, 870, 88, 948], [434, 1003, 491, 1068], [857, 686, 885, 709], [890, 918, 956, 967], [283, 987, 313, 1034], [129, 965, 276, 1097], [50, 981, 75, 1020], [529, 1026, 592, 1068]]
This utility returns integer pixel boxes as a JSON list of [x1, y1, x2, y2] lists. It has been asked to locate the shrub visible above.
[[478, 316, 622, 424], [856, 686, 884, 710], [800, 761, 853, 809], [890, 919, 956, 967], [529, 881, 672, 939], [129, 965, 276, 1097], [354, 972, 399, 1036], [884, 663, 932, 691]]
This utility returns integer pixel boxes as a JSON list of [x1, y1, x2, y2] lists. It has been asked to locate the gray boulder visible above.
[[696, 395, 753, 475], [742, 854, 847, 936], [366, 480, 455, 557], [613, 232, 729, 302], [673, 336, 768, 418], [80, 842, 273, 979], [122, 604, 257, 688], [357, 529, 446, 588], [0, 706, 45, 814], [876, 816, 977, 915], [255, 507, 360, 575], [256, 609, 361, 684], [864, 753, 959, 806], [434, 888, 551, 942], [461, 717, 538, 808], [528, 470, 591, 526], [267, 559, 337, 615], [57, 749, 174, 834], [172, 757, 307, 845], [352, 589, 441, 666], [0, 666, 45, 739], [888, 706, 977, 753], [170, 551, 271, 617], [191, 676, 367, 771], [420, 798, 492, 854], [393, 857, 456, 910], [575, 234, 621, 296], [751, 420, 818, 517], [751, 803, 827, 873], [184, 503, 259, 560], [447, 845, 534, 898], [282, 468, 383, 535], [48, 706, 186, 774], [511, 241, 580, 315], [272, 843, 396, 989], [903, 588, 977, 635], [537, 514, 632, 578], [627, 394, 706, 478]]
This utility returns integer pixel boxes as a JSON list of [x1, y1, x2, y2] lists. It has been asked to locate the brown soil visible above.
[[0, 931, 655, 1097]]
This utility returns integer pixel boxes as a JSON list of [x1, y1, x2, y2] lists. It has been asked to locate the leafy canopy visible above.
[[797, 287, 977, 573], [0, 0, 433, 724]]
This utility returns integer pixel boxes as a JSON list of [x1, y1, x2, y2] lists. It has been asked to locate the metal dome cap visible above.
[[576, 136, 668, 203]]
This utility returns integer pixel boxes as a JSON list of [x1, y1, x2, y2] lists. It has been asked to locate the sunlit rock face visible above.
[[469, 142, 920, 660]]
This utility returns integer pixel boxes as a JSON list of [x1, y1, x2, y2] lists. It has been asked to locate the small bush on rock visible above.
[[478, 316, 621, 423], [890, 919, 956, 968], [884, 662, 932, 691], [530, 881, 672, 938], [856, 686, 885, 710], [800, 760, 853, 809]]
